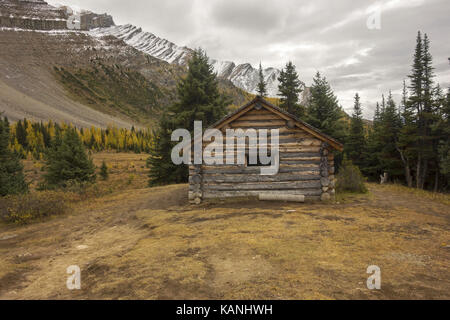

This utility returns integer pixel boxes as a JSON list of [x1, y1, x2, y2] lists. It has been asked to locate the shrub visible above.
[[43, 128, 96, 189], [0, 117, 28, 196], [0, 191, 68, 224], [100, 160, 109, 180], [336, 158, 368, 193]]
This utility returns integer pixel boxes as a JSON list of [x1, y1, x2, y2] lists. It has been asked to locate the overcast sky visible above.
[[49, 0, 450, 118]]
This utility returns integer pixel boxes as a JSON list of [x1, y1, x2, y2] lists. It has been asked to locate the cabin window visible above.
[[246, 152, 272, 167]]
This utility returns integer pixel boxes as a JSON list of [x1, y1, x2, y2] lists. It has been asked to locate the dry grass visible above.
[[23, 152, 148, 194], [0, 153, 449, 300], [378, 183, 450, 206]]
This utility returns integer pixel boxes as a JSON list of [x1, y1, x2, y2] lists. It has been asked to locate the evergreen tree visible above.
[[15, 119, 27, 149], [100, 160, 109, 180], [438, 88, 450, 176], [401, 31, 438, 189], [362, 104, 382, 180], [277, 61, 304, 117], [397, 81, 415, 187], [346, 93, 366, 167], [435, 86, 450, 189], [43, 127, 96, 188], [0, 117, 28, 196], [256, 62, 267, 98], [148, 49, 230, 186], [379, 92, 403, 181], [307, 72, 347, 142]]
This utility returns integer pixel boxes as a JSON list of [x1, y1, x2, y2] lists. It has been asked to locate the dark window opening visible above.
[[246, 153, 272, 167]]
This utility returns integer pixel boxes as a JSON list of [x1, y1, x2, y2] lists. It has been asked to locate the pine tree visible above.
[[401, 31, 438, 189], [277, 61, 304, 117], [15, 119, 27, 149], [43, 127, 96, 188], [100, 160, 109, 180], [362, 104, 382, 180], [437, 88, 450, 178], [379, 92, 403, 181], [256, 62, 267, 98], [397, 81, 415, 187], [346, 93, 366, 167], [307, 72, 347, 141], [0, 117, 28, 196], [148, 49, 230, 186], [434, 86, 450, 189]]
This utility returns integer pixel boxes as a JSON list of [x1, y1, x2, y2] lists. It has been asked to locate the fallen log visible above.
[[258, 193, 305, 203]]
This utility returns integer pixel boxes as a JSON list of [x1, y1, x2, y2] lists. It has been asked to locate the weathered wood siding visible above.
[[189, 107, 336, 203]]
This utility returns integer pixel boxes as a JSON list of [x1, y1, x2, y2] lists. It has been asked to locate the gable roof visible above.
[[208, 96, 344, 151]]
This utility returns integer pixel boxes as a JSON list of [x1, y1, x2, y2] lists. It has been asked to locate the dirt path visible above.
[[0, 185, 188, 299], [0, 183, 448, 299]]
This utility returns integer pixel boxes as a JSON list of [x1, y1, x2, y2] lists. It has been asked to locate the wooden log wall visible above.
[[188, 106, 336, 203]]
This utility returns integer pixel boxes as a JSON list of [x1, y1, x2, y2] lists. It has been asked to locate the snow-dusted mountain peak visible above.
[[90, 24, 281, 96]]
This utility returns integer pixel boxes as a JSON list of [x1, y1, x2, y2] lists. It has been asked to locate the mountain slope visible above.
[[90, 24, 282, 97], [0, 1, 257, 128]]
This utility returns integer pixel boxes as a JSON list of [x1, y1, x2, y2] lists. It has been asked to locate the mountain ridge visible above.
[[90, 24, 282, 97]]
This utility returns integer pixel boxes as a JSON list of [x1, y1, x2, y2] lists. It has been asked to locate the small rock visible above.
[[18, 252, 32, 258], [321, 193, 331, 201], [286, 210, 296, 213], [0, 234, 17, 241], [76, 245, 89, 250]]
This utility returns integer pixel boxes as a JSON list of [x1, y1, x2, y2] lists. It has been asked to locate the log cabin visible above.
[[188, 96, 343, 204]]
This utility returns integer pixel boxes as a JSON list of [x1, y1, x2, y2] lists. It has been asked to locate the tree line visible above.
[[150, 32, 448, 191], [346, 32, 449, 191], [1, 31, 448, 196], [8, 119, 154, 159]]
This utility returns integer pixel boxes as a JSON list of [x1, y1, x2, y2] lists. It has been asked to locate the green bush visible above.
[[336, 158, 368, 193], [100, 160, 109, 180], [43, 128, 96, 188], [0, 192, 68, 224]]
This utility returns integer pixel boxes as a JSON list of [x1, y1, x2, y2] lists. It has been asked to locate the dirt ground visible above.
[[0, 154, 449, 300]]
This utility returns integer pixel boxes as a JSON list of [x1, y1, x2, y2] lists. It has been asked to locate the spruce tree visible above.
[[397, 81, 415, 187], [401, 31, 438, 189], [307, 72, 347, 141], [379, 92, 403, 181], [148, 49, 230, 186], [346, 93, 366, 167], [437, 88, 450, 181], [100, 160, 109, 180], [277, 61, 304, 117], [256, 63, 267, 97], [43, 127, 96, 188], [362, 104, 382, 180], [0, 117, 28, 196]]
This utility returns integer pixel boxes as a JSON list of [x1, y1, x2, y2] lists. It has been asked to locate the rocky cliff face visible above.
[[90, 24, 193, 65], [0, 0, 114, 30]]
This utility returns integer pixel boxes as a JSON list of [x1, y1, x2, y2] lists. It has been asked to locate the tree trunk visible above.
[[434, 170, 439, 193], [405, 163, 413, 188], [396, 145, 413, 188], [416, 155, 421, 189], [420, 160, 428, 190]]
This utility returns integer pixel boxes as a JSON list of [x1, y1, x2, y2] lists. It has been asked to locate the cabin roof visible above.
[[208, 96, 344, 151]]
